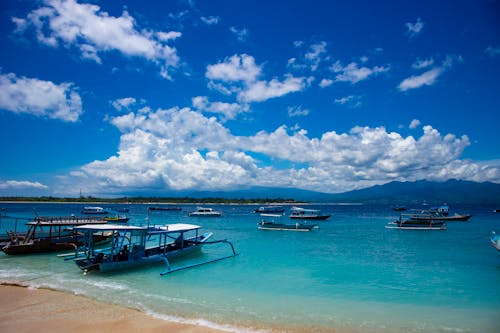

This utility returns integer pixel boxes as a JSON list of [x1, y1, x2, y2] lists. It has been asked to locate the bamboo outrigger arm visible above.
[[160, 239, 238, 276]]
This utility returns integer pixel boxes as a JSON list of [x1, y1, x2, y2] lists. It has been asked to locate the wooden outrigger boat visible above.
[[2, 218, 110, 255], [386, 213, 447, 230], [289, 207, 331, 220], [69, 223, 237, 275], [258, 214, 318, 231], [492, 231, 500, 252]]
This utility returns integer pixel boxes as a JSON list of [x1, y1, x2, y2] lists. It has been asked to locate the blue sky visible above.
[[0, 0, 499, 196]]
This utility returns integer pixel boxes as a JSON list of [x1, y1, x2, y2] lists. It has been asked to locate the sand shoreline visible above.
[[0, 283, 231, 333]]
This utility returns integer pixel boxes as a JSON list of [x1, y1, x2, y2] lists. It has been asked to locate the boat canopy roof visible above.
[[75, 224, 145, 231], [260, 213, 283, 217], [156, 223, 200, 232], [27, 220, 106, 227], [75, 223, 201, 233]]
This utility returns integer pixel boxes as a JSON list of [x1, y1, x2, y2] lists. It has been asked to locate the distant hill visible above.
[[328, 179, 500, 205]]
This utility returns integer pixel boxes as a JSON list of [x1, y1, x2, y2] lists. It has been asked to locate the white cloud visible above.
[[201, 16, 219, 25], [0, 180, 48, 190], [412, 58, 434, 69], [57, 105, 499, 195], [229, 26, 249, 42], [331, 61, 389, 84], [406, 17, 424, 38], [409, 119, 421, 129], [192, 96, 246, 120], [112, 97, 137, 111], [0, 72, 82, 122], [206, 54, 307, 103], [305, 41, 327, 71], [398, 68, 442, 91], [14, 0, 181, 79], [319, 78, 333, 88], [485, 46, 500, 57], [334, 95, 362, 108], [288, 106, 310, 117]]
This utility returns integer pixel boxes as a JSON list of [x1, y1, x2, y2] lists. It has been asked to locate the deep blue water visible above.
[[1, 202, 499, 332]]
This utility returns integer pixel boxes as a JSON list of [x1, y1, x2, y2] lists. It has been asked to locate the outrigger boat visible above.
[[258, 214, 318, 231], [70, 223, 237, 275], [386, 213, 446, 230], [289, 206, 331, 220], [408, 210, 472, 222], [2, 218, 110, 255], [492, 231, 500, 252]]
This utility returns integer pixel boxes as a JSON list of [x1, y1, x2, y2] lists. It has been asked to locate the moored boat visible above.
[[71, 223, 237, 274], [81, 206, 108, 214], [2, 218, 109, 255], [258, 214, 318, 231], [103, 214, 130, 223], [409, 211, 472, 221], [188, 207, 222, 217], [254, 205, 285, 214], [492, 231, 500, 252], [289, 206, 331, 220], [386, 214, 446, 230]]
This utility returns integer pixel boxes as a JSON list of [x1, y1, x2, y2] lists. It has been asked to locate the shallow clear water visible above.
[[1, 203, 499, 332]]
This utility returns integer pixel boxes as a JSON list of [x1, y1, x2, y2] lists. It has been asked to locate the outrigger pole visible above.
[[160, 239, 238, 275]]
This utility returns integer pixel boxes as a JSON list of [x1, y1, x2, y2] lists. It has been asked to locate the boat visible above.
[[253, 205, 285, 214], [148, 206, 182, 211], [392, 205, 407, 211], [289, 206, 331, 220], [408, 211, 472, 222], [386, 213, 446, 230], [429, 205, 449, 216], [70, 223, 237, 275], [103, 214, 129, 223], [188, 207, 222, 217], [258, 214, 318, 231], [81, 206, 108, 214], [2, 217, 110, 255], [492, 231, 500, 251]]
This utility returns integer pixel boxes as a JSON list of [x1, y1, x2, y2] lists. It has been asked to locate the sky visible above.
[[0, 0, 499, 197]]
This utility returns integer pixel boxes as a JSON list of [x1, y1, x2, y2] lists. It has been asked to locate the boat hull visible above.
[[290, 214, 331, 220], [386, 220, 446, 230], [258, 222, 317, 231]]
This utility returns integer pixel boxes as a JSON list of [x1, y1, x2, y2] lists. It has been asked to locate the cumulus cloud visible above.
[[229, 26, 249, 42], [409, 119, 421, 129], [0, 72, 82, 122], [406, 17, 424, 38], [334, 95, 362, 108], [192, 96, 247, 120], [60, 104, 499, 195], [112, 97, 137, 111], [305, 41, 328, 71], [288, 106, 310, 117], [206, 54, 307, 103], [13, 0, 181, 79]]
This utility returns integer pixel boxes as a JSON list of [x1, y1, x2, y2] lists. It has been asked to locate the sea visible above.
[[0, 202, 499, 333]]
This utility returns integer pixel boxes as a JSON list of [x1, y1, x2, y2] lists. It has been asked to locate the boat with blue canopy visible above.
[[69, 223, 237, 275]]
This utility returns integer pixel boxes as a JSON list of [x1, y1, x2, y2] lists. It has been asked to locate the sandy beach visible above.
[[0, 284, 227, 333]]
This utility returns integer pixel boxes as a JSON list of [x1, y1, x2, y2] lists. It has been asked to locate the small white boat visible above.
[[71, 223, 237, 274], [188, 207, 222, 217], [254, 205, 285, 214], [81, 206, 108, 214]]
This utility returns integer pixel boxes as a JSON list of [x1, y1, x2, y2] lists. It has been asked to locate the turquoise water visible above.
[[1, 203, 499, 332]]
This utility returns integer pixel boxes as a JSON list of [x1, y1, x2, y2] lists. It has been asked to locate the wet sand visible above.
[[0, 284, 227, 333]]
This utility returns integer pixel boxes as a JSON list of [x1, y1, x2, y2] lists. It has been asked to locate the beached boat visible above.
[[258, 214, 318, 231], [492, 231, 500, 252], [188, 207, 222, 217], [254, 205, 285, 214], [70, 223, 237, 274], [386, 214, 446, 230], [2, 218, 110, 255], [289, 206, 331, 220], [81, 206, 108, 214]]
